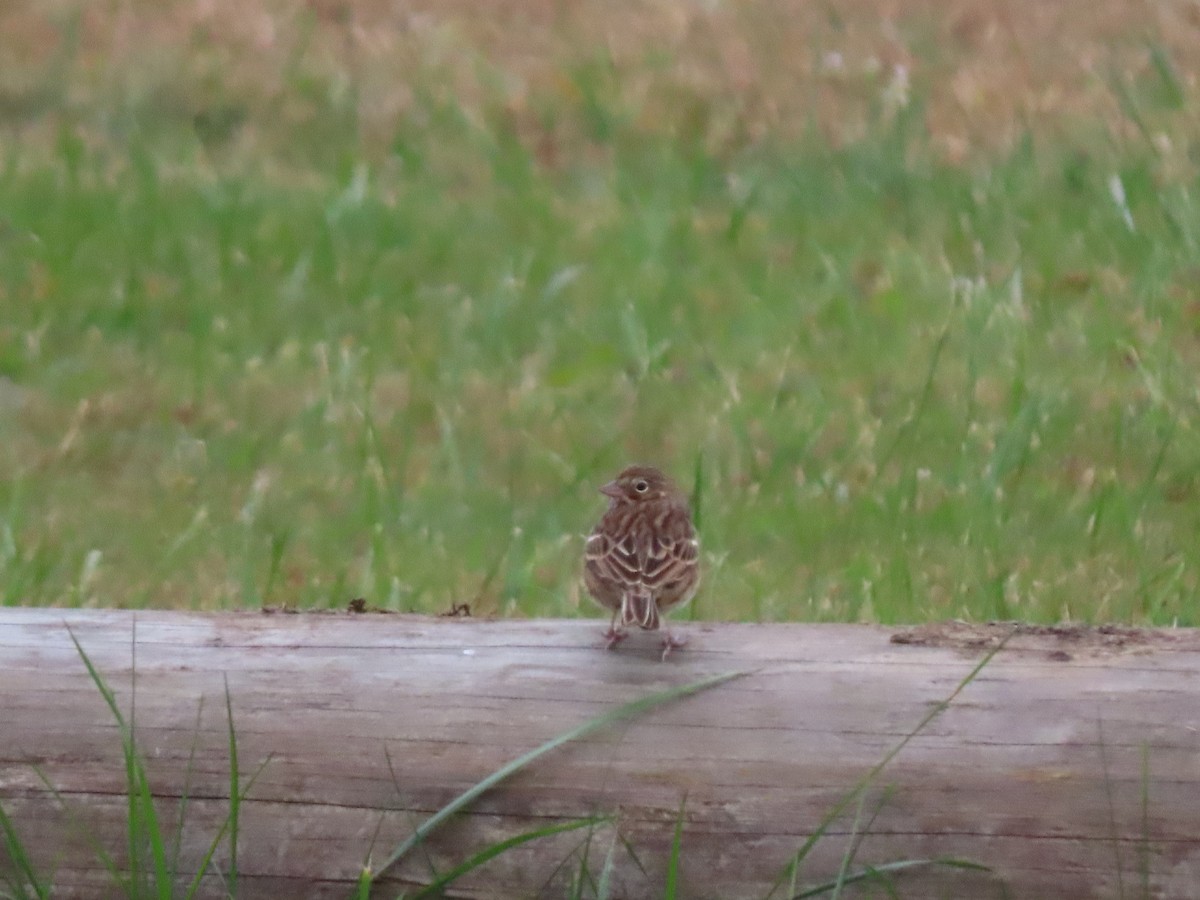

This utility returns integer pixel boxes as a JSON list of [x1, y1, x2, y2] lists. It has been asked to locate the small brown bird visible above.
[[583, 465, 700, 659]]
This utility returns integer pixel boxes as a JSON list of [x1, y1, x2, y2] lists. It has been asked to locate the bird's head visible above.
[[599, 465, 677, 505]]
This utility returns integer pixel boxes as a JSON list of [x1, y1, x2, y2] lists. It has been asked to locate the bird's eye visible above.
[[634, 480, 649, 493]]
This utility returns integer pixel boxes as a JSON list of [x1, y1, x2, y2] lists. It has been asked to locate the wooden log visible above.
[[2, 609, 1199, 899]]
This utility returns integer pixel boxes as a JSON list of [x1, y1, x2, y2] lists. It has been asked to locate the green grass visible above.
[[1, 12, 1199, 626]]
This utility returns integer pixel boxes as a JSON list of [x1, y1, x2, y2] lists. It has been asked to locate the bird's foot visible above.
[[603, 627, 628, 650], [660, 630, 688, 661]]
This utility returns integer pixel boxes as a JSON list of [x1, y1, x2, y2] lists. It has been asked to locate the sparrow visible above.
[[583, 465, 700, 659]]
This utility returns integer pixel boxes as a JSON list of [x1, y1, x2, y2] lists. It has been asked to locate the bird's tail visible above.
[[621, 586, 659, 630]]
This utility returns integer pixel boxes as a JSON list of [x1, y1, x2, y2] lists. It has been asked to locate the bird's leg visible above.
[[659, 628, 687, 661], [603, 608, 627, 650]]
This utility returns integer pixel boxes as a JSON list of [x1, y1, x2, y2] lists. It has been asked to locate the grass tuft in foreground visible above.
[[4, 645, 1007, 897], [2, 626, 269, 899]]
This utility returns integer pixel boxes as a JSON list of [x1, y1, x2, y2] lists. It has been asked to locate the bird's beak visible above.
[[599, 481, 623, 499]]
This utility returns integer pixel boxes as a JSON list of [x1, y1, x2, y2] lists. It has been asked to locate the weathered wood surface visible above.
[[2, 609, 1199, 899]]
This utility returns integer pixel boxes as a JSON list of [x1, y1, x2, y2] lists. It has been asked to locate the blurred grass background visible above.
[[1, 0, 1199, 624]]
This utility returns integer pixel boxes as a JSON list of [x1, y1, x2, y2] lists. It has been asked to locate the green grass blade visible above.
[[878, 324, 951, 469], [182, 754, 274, 900], [1096, 718, 1126, 899], [408, 816, 610, 899], [132, 761, 170, 900], [64, 625, 128, 741], [831, 790, 868, 898], [594, 822, 621, 900], [127, 623, 170, 899], [0, 799, 50, 900], [790, 857, 994, 899], [664, 793, 687, 899], [374, 669, 746, 880], [353, 865, 372, 900], [169, 698, 206, 881], [1140, 743, 1151, 898], [125, 621, 144, 898], [566, 815, 601, 899], [30, 764, 125, 893], [356, 811, 389, 897], [381, 742, 440, 881], [535, 824, 599, 900], [832, 784, 896, 899], [223, 675, 240, 897]]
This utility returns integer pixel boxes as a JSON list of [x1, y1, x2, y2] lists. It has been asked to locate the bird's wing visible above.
[[641, 522, 699, 594], [585, 528, 640, 585]]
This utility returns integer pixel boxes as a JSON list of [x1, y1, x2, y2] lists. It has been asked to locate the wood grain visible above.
[[2, 609, 1199, 898]]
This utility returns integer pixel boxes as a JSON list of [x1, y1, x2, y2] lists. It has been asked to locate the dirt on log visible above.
[[2, 608, 1199, 898]]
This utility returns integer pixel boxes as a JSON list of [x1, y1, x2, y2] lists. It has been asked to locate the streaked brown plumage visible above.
[[583, 465, 699, 659]]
